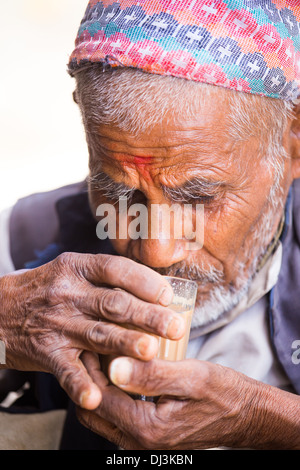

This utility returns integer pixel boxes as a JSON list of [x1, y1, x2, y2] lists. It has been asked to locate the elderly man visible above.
[[0, 0, 300, 450]]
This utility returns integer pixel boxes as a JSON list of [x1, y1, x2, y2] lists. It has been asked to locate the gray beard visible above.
[[154, 187, 284, 329], [155, 260, 253, 329], [190, 276, 252, 329]]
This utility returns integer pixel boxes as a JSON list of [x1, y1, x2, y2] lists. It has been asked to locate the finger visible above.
[[68, 318, 159, 360], [108, 357, 208, 398], [80, 350, 103, 378], [76, 409, 144, 450], [75, 286, 186, 341], [53, 350, 102, 410], [82, 351, 158, 448], [72, 253, 174, 306]]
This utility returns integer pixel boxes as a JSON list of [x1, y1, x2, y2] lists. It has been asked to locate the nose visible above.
[[131, 237, 188, 268], [130, 202, 189, 267]]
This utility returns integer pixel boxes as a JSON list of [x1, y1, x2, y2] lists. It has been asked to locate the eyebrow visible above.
[[162, 177, 224, 203], [87, 171, 136, 204], [87, 171, 225, 204]]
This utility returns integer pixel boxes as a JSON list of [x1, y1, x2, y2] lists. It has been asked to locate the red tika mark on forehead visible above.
[[117, 154, 153, 181], [115, 153, 153, 165], [133, 156, 153, 165], [133, 156, 153, 181]]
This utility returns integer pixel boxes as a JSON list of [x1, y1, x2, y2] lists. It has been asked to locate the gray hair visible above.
[[73, 65, 295, 188]]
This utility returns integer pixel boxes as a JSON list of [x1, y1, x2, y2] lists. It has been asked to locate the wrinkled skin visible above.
[[77, 352, 300, 450], [87, 97, 295, 304], [1, 89, 300, 447], [0, 254, 184, 409]]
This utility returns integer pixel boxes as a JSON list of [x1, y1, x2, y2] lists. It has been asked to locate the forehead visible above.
[[89, 89, 262, 189], [100, 90, 228, 144]]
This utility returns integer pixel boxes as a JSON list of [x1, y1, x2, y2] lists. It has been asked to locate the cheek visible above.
[[201, 195, 263, 259], [201, 208, 234, 260]]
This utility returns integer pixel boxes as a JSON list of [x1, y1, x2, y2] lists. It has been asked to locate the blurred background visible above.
[[0, 0, 89, 212]]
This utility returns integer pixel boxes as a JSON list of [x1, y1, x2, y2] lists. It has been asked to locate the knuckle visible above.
[[140, 303, 160, 329], [85, 323, 105, 347], [55, 252, 74, 269], [98, 254, 139, 280], [44, 253, 80, 304], [45, 276, 73, 305], [99, 290, 133, 321], [88, 322, 113, 351], [104, 324, 126, 350], [111, 291, 133, 320], [98, 289, 116, 315], [131, 302, 170, 335]]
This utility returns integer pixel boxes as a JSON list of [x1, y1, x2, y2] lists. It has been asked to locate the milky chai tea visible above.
[[155, 277, 197, 361], [137, 276, 198, 401]]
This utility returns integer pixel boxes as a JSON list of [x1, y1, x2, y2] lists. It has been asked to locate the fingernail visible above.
[[109, 358, 133, 386], [136, 335, 156, 357], [166, 316, 185, 339], [157, 286, 173, 306], [79, 385, 102, 410], [136, 336, 150, 356]]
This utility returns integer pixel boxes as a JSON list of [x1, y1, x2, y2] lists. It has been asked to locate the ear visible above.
[[290, 103, 300, 180]]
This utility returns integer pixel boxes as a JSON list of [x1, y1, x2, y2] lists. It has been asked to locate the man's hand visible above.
[[0, 253, 185, 410], [77, 354, 300, 449]]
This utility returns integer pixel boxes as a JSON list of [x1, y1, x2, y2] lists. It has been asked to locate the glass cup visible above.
[[136, 276, 198, 402]]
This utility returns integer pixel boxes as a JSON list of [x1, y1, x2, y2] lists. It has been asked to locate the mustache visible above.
[[130, 257, 224, 284]]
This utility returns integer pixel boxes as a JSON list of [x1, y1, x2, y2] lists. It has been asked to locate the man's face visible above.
[[87, 92, 292, 327]]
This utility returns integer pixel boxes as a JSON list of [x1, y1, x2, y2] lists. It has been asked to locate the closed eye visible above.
[[162, 177, 223, 205]]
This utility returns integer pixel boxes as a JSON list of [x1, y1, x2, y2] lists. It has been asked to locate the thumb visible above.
[[108, 356, 208, 398]]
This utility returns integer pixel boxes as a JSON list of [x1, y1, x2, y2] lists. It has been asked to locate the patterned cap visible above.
[[68, 0, 300, 101]]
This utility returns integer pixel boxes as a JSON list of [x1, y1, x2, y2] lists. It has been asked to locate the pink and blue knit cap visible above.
[[68, 0, 300, 101]]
